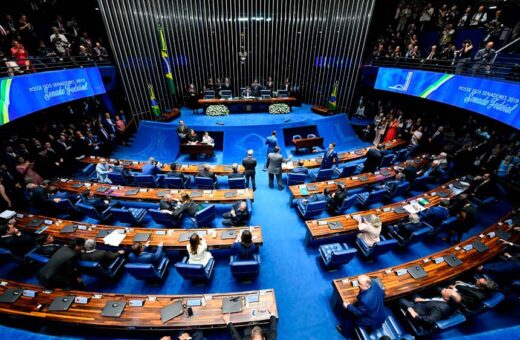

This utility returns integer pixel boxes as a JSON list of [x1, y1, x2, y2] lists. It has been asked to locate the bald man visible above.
[[337, 275, 387, 337]]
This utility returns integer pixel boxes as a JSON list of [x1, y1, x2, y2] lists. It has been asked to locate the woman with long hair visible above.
[[16, 156, 43, 185], [187, 233, 213, 266], [232, 230, 258, 260]]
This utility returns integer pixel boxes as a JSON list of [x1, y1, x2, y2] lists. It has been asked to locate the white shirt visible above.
[[186, 238, 213, 266]]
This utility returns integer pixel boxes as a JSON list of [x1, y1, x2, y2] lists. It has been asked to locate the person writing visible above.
[[187, 233, 213, 266]]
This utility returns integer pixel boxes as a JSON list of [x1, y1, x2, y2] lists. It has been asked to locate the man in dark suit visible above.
[[222, 201, 250, 226], [34, 233, 60, 257], [290, 159, 309, 175], [176, 120, 189, 141], [159, 194, 183, 222], [325, 184, 348, 212], [471, 173, 495, 199], [398, 288, 461, 328], [37, 237, 85, 289], [450, 277, 498, 310], [81, 189, 121, 214], [0, 218, 35, 256], [264, 131, 278, 170], [128, 240, 164, 265], [228, 163, 244, 179], [402, 160, 418, 184], [101, 112, 117, 135], [337, 275, 387, 336], [242, 150, 257, 191], [176, 193, 200, 218], [420, 198, 449, 225], [81, 238, 125, 267], [267, 146, 292, 190], [167, 163, 190, 188], [388, 213, 424, 242], [320, 143, 340, 170], [362, 144, 383, 173], [197, 164, 218, 187], [223, 303, 277, 340]]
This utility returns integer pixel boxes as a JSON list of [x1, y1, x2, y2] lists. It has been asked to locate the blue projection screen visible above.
[[0, 67, 106, 125], [374, 67, 520, 129]]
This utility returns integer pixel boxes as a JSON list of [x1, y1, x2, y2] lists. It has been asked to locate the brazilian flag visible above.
[[148, 83, 161, 117], [328, 81, 338, 111], [0, 78, 12, 125], [158, 25, 175, 95]]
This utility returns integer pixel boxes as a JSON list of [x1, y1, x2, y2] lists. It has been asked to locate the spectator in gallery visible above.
[[10, 40, 31, 73], [470, 5, 487, 27], [16, 156, 43, 185], [455, 39, 473, 74], [50, 26, 70, 57], [472, 41, 496, 75], [114, 115, 127, 145], [458, 7, 472, 28], [36, 40, 58, 63], [92, 42, 108, 60]]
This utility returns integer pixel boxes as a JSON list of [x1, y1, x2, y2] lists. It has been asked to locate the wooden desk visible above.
[[289, 157, 428, 200], [281, 139, 407, 172], [198, 97, 296, 105], [331, 211, 518, 309], [180, 143, 214, 157], [79, 157, 245, 176], [15, 214, 263, 250], [292, 137, 324, 153], [54, 179, 254, 203], [305, 179, 470, 243], [0, 281, 278, 330]]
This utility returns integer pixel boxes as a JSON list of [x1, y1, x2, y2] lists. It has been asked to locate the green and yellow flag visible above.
[[158, 25, 175, 95], [0, 78, 12, 125], [148, 83, 161, 117], [328, 81, 338, 111]]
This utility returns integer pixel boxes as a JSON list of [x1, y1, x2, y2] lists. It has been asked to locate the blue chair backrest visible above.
[[372, 236, 398, 256], [229, 177, 246, 189], [134, 175, 156, 187], [307, 200, 327, 212], [315, 168, 334, 181], [336, 195, 357, 213], [230, 254, 261, 278], [337, 164, 357, 178], [148, 209, 175, 226], [441, 216, 458, 230], [125, 262, 160, 280], [111, 208, 136, 223], [329, 247, 357, 266], [413, 174, 429, 188], [483, 291, 504, 308], [24, 248, 50, 264], [365, 188, 387, 205], [174, 258, 213, 280], [391, 181, 410, 197], [380, 153, 395, 167], [76, 202, 108, 220], [356, 314, 413, 340], [53, 199, 76, 212], [164, 176, 184, 188], [288, 172, 307, 186], [82, 163, 96, 178], [108, 172, 127, 185], [393, 149, 407, 163], [408, 225, 433, 245], [194, 205, 216, 226], [195, 176, 214, 189]]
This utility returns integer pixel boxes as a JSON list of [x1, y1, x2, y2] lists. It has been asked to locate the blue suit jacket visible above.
[[420, 206, 449, 225], [141, 163, 161, 176], [320, 150, 339, 169], [347, 283, 387, 329], [128, 246, 164, 265], [265, 136, 278, 154]]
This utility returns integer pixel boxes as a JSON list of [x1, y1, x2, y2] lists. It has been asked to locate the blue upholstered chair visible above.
[[380, 153, 395, 168], [470, 196, 496, 208], [0, 247, 14, 261], [228, 176, 246, 189], [51, 198, 79, 216], [287, 172, 307, 186], [330, 195, 357, 215], [24, 247, 50, 265], [82, 163, 98, 181], [164, 176, 189, 189], [318, 243, 357, 269], [76, 202, 112, 221], [111, 207, 147, 224], [388, 224, 433, 247], [174, 257, 215, 281], [296, 199, 327, 219], [385, 181, 410, 199], [124, 257, 170, 280], [309, 168, 334, 182], [229, 254, 261, 281], [400, 307, 466, 336], [189, 204, 216, 227], [356, 235, 398, 258], [134, 174, 161, 187], [356, 188, 387, 207], [148, 209, 178, 227], [334, 164, 358, 178], [194, 176, 217, 189], [78, 256, 126, 279], [107, 172, 126, 185], [355, 314, 414, 340], [412, 174, 430, 190], [392, 149, 407, 163], [426, 216, 458, 237]]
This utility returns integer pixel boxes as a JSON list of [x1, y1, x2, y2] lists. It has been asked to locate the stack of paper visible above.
[[103, 230, 126, 247]]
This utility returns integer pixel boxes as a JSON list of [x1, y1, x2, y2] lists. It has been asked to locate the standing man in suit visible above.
[[142, 157, 162, 176], [81, 238, 125, 267], [362, 144, 383, 173], [264, 131, 278, 171], [242, 150, 257, 191], [128, 240, 165, 265], [223, 303, 277, 340], [321, 143, 340, 169], [176, 120, 189, 141], [267, 146, 292, 190], [337, 275, 387, 336]]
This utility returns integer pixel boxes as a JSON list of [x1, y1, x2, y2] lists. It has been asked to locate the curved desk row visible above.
[[79, 139, 406, 174], [0, 282, 277, 330], [54, 179, 254, 203], [331, 211, 518, 309], [305, 178, 471, 243], [14, 214, 263, 250], [289, 157, 429, 200]]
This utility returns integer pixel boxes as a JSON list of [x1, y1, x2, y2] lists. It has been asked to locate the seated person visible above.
[[388, 213, 423, 242], [324, 184, 348, 212], [290, 159, 309, 175], [477, 238, 520, 285], [337, 275, 386, 336], [224, 303, 277, 340], [95, 158, 113, 183], [201, 131, 215, 146], [129, 240, 165, 265], [231, 230, 258, 260], [159, 194, 183, 222], [402, 160, 418, 184], [28, 180, 58, 212], [186, 129, 199, 143], [228, 163, 244, 179], [111, 160, 134, 183], [81, 238, 125, 267], [471, 173, 496, 200], [356, 214, 382, 247], [242, 86, 253, 98], [376, 173, 405, 195], [34, 233, 60, 257], [177, 193, 200, 218], [37, 238, 86, 290], [0, 218, 35, 256], [222, 200, 250, 226], [399, 288, 462, 328], [420, 198, 449, 225], [141, 157, 162, 176], [81, 189, 121, 214], [449, 277, 498, 310], [196, 164, 218, 186], [166, 162, 190, 187], [187, 233, 213, 266]]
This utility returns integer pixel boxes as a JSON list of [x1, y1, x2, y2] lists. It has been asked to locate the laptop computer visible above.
[[72, 183, 84, 189], [453, 182, 465, 190], [96, 229, 113, 238], [407, 265, 428, 279], [444, 254, 463, 267], [393, 206, 407, 214], [222, 297, 243, 313], [328, 222, 343, 230], [179, 231, 207, 242], [307, 185, 318, 191], [60, 224, 78, 234], [132, 233, 151, 243], [160, 300, 184, 323], [437, 191, 449, 198], [0, 288, 23, 303], [27, 219, 43, 228], [101, 300, 126, 318], [125, 189, 139, 196], [358, 176, 369, 182], [472, 240, 489, 253], [225, 191, 238, 198], [221, 230, 237, 240], [496, 229, 511, 241], [190, 191, 203, 198], [48, 296, 76, 311], [96, 186, 110, 193]]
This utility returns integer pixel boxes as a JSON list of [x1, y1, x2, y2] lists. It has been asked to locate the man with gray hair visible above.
[[81, 238, 125, 267], [242, 149, 257, 191], [388, 213, 424, 242], [420, 197, 449, 225], [222, 200, 250, 226], [228, 163, 244, 179]]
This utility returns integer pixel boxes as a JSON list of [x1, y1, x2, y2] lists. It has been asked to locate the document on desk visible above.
[[103, 230, 126, 247], [403, 204, 424, 214]]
